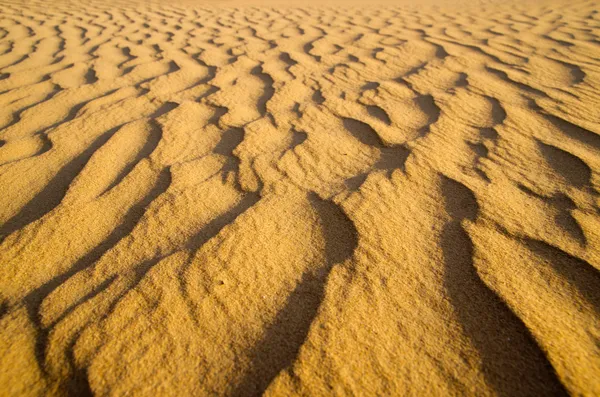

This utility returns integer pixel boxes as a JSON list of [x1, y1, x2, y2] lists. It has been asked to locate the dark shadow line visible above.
[[0, 126, 121, 242], [22, 168, 171, 377], [230, 193, 358, 397], [440, 176, 568, 396]]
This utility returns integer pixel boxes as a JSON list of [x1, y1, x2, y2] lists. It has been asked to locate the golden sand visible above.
[[0, 0, 599, 395]]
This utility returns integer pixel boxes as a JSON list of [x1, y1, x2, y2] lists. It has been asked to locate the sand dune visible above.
[[0, 0, 599, 395]]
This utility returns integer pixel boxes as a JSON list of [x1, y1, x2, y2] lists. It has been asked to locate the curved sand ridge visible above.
[[1, 0, 600, 395]]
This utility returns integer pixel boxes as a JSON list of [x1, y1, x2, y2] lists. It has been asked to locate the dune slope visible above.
[[1, 0, 600, 395]]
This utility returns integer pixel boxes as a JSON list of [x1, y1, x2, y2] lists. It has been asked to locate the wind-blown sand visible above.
[[0, 0, 599, 395]]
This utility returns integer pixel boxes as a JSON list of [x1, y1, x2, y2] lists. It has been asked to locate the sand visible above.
[[0, 0, 599, 395]]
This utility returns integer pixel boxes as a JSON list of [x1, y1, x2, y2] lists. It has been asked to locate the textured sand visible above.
[[0, 0, 599, 395]]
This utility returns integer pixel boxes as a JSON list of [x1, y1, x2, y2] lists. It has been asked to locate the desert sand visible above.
[[0, 0, 599, 395]]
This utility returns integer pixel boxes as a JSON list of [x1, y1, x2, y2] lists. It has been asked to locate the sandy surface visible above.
[[0, 0, 599, 395]]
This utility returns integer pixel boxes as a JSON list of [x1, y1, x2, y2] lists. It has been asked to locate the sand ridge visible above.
[[0, 0, 599, 395]]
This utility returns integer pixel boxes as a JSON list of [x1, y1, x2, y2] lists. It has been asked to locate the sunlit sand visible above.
[[1, 0, 599, 395]]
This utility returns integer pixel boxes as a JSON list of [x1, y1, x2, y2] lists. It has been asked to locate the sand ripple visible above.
[[1, 0, 599, 395]]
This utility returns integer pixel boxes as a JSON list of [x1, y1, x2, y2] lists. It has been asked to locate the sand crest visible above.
[[0, 0, 599, 395]]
